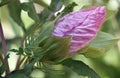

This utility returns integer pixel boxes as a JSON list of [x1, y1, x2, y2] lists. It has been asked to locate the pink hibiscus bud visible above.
[[52, 6, 106, 53]]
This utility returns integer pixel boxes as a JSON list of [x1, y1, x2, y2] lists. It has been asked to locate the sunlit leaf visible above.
[[62, 59, 100, 78]]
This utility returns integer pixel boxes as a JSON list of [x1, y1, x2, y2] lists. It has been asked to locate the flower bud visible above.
[[52, 6, 106, 53]]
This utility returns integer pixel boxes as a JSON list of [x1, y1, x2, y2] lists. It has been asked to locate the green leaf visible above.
[[31, 21, 55, 47], [21, 2, 39, 23], [10, 49, 19, 52], [82, 31, 119, 58], [38, 0, 63, 22], [62, 0, 73, 5], [61, 2, 77, 16], [0, 0, 10, 7], [49, 0, 63, 12], [62, 59, 100, 78], [32, 14, 62, 46], [8, 0, 26, 32], [0, 54, 9, 75], [6, 70, 29, 78], [10, 47, 24, 55], [38, 8, 52, 22]]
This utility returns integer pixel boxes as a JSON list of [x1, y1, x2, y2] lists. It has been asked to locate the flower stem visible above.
[[0, 22, 10, 75]]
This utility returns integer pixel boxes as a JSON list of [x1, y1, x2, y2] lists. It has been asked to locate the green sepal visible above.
[[41, 36, 72, 63]]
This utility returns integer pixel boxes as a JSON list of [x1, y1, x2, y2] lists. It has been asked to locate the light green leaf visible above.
[[82, 31, 119, 58], [62, 59, 100, 78]]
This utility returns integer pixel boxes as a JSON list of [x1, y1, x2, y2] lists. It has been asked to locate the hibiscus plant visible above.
[[0, 0, 119, 78]]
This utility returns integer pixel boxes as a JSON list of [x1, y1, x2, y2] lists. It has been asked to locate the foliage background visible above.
[[0, 0, 120, 78]]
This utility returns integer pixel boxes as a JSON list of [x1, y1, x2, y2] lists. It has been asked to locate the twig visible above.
[[22, 57, 29, 67], [0, 22, 10, 75], [15, 55, 21, 70]]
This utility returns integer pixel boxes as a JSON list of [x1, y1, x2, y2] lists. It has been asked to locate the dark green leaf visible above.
[[82, 32, 119, 58], [38, 0, 63, 22], [61, 2, 77, 16], [21, 2, 39, 23], [49, 0, 63, 12], [10, 49, 19, 52], [0, 0, 10, 7], [62, 59, 100, 78], [6, 70, 29, 78], [10, 47, 24, 55], [8, 0, 26, 32]]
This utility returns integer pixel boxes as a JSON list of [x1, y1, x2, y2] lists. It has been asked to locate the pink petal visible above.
[[52, 6, 106, 53]]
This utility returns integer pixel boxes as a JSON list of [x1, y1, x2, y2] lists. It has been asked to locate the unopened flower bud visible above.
[[52, 6, 106, 53]]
